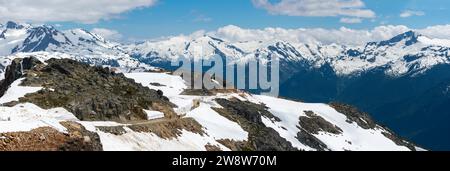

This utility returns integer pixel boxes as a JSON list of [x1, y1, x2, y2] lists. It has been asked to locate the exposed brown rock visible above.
[[216, 139, 251, 151], [0, 121, 102, 151], [205, 143, 222, 151], [128, 118, 205, 140], [96, 126, 127, 136]]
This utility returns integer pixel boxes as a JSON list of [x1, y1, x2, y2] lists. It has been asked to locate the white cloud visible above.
[[155, 24, 450, 47], [400, 10, 425, 18], [91, 28, 123, 41], [208, 25, 410, 46], [252, 0, 375, 18], [0, 0, 158, 23], [417, 25, 450, 39], [340, 17, 362, 24], [192, 24, 450, 46]]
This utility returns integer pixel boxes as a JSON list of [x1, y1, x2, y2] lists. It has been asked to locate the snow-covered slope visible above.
[[0, 57, 418, 151]]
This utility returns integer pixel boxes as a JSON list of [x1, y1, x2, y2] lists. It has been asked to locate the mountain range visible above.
[[0, 21, 449, 150]]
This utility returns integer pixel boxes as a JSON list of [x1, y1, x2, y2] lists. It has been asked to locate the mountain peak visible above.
[[377, 30, 420, 47], [206, 36, 225, 43], [394, 30, 420, 40], [4, 21, 30, 30]]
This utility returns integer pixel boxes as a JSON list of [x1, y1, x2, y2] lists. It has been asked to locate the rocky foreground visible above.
[[0, 57, 419, 151]]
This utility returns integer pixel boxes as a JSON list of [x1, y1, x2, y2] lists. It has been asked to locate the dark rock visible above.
[[296, 129, 329, 151], [299, 111, 343, 135], [150, 82, 165, 87], [330, 103, 376, 129], [157, 90, 164, 98], [6, 21, 25, 29], [381, 131, 417, 151], [215, 98, 281, 124]]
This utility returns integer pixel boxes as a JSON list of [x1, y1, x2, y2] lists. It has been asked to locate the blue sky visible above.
[[4, 0, 448, 40]]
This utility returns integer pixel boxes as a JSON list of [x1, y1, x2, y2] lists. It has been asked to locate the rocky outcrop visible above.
[[296, 129, 328, 151], [214, 98, 296, 151], [329, 102, 377, 129], [215, 98, 281, 124], [330, 103, 417, 151], [2, 57, 176, 122], [299, 111, 343, 135], [0, 57, 42, 97]]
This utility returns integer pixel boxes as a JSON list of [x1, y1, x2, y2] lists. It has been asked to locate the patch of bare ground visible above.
[[96, 126, 127, 136], [216, 139, 252, 151], [127, 118, 205, 140], [0, 121, 102, 151], [181, 88, 239, 96], [205, 143, 222, 151]]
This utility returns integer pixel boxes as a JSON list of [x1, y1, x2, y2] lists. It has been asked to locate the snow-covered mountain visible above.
[[2, 21, 449, 78], [0, 57, 418, 151], [126, 30, 450, 77], [0, 21, 150, 72]]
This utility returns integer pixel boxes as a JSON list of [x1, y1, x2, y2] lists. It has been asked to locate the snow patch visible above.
[[144, 110, 165, 120], [0, 78, 42, 104], [99, 128, 229, 151], [124, 72, 187, 97], [0, 103, 78, 133], [186, 103, 248, 141]]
